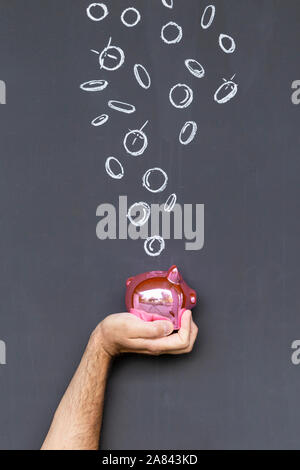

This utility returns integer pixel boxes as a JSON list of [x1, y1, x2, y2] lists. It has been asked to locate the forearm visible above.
[[41, 331, 111, 450], [41, 311, 197, 450]]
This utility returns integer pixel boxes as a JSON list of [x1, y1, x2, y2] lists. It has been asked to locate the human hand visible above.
[[93, 310, 198, 358]]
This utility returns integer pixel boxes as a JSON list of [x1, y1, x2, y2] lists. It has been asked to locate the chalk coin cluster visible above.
[[83, 2, 239, 256]]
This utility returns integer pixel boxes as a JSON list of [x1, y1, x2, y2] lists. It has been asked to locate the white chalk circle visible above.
[[185, 59, 205, 78], [108, 100, 136, 114], [179, 121, 198, 145], [91, 114, 109, 127], [169, 83, 193, 109], [219, 34, 236, 54], [127, 202, 151, 227], [142, 168, 168, 194], [87, 3, 109, 22], [80, 80, 108, 92], [164, 193, 177, 212], [214, 76, 238, 104], [161, 0, 173, 8], [161, 21, 183, 44], [134, 64, 151, 90], [99, 37, 125, 71], [124, 121, 148, 157], [144, 236, 165, 257], [121, 7, 141, 27], [105, 157, 124, 180], [201, 5, 216, 29]]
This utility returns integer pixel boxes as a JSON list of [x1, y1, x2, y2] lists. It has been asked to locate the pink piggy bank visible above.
[[125, 265, 197, 330]]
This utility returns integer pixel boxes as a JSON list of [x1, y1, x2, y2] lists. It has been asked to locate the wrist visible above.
[[89, 325, 114, 364], [89, 322, 116, 363]]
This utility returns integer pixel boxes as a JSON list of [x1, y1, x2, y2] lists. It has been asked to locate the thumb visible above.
[[137, 319, 174, 339]]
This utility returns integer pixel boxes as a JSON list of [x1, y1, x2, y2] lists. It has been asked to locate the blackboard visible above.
[[0, 0, 300, 450]]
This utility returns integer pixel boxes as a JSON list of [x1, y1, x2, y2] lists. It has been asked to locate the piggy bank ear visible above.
[[126, 277, 134, 287], [167, 265, 181, 284]]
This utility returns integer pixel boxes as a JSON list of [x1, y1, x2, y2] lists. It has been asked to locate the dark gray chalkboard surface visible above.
[[1, 0, 300, 450]]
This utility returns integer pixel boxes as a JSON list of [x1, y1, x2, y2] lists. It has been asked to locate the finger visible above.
[[134, 313, 193, 354], [190, 321, 199, 347], [126, 317, 174, 339], [130, 326, 197, 355], [177, 310, 192, 345], [130, 313, 196, 355], [168, 319, 198, 355]]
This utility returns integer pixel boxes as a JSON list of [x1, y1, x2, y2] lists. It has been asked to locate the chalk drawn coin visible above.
[[161, 0, 173, 8], [80, 80, 108, 92], [91, 114, 109, 127], [134, 64, 151, 90], [144, 236, 165, 257], [105, 157, 124, 180], [169, 83, 193, 109], [127, 202, 151, 227], [185, 59, 205, 78], [99, 37, 125, 71], [219, 34, 236, 54], [161, 21, 183, 44], [214, 75, 238, 104], [108, 101, 136, 114], [87, 3, 109, 22], [201, 4, 216, 29], [164, 194, 177, 213], [142, 168, 168, 194], [179, 121, 198, 145], [121, 7, 141, 27], [124, 121, 148, 157]]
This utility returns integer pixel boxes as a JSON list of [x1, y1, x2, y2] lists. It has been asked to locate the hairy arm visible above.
[[41, 332, 111, 450], [41, 310, 198, 450]]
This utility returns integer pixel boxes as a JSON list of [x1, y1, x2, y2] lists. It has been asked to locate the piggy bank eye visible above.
[[190, 294, 196, 304]]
